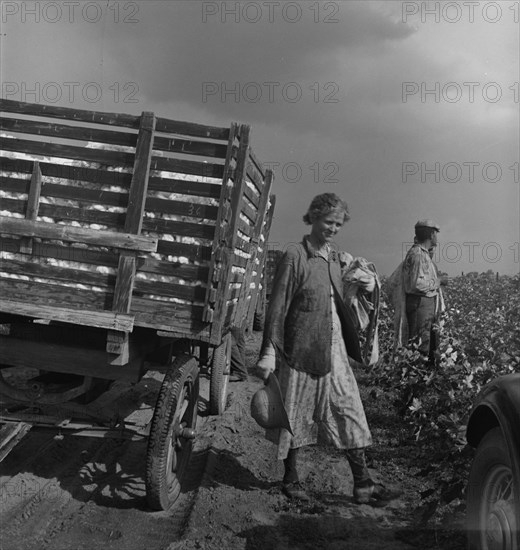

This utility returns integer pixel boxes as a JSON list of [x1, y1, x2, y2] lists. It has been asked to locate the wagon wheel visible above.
[[208, 332, 232, 415], [146, 354, 199, 511]]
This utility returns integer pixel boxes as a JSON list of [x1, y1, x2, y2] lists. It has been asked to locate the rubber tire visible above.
[[208, 333, 231, 416], [467, 427, 519, 550], [146, 354, 199, 511]]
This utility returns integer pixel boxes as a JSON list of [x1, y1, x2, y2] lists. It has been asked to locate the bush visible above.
[[366, 274, 520, 521]]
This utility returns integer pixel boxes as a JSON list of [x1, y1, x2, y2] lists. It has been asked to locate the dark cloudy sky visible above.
[[1, 0, 519, 275]]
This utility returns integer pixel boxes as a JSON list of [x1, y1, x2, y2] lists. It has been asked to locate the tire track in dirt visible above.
[[37, 415, 216, 550], [29, 437, 150, 550], [0, 433, 112, 549], [0, 404, 217, 550]]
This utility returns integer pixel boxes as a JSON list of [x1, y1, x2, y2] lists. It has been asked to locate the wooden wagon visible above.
[[0, 99, 275, 510]]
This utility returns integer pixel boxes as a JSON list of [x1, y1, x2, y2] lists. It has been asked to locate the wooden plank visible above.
[[234, 170, 273, 326], [0, 299, 135, 331], [9, 259, 216, 294], [148, 176, 221, 199], [1, 236, 212, 269], [0, 277, 208, 337], [243, 182, 260, 208], [143, 218, 215, 240], [2, 178, 129, 208], [25, 162, 43, 219], [132, 297, 204, 326], [245, 189, 276, 330], [1, 176, 31, 193], [155, 116, 229, 141], [223, 301, 239, 328], [3, 238, 62, 260], [150, 156, 224, 179], [108, 111, 155, 361], [0, 117, 138, 147], [134, 279, 206, 301], [137, 259, 210, 280], [0, 99, 141, 129], [44, 183, 128, 208], [156, 240, 212, 261], [0, 422, 32, 462], [246, 160, 265, 196], [237, 218, 254, 238], [227, 287, 242, 301], [0, 201, 215, 242], [249, 148, 266, 179], [201, 123, 239, 325], [1, 157, 133, 188], [156, 326, 211, 343], [153, 135, 228, 159], [1, 158, 223, 197], [145, 198, 219, 221], [209, 124, 251, 340], [20, 161, 42, 254], [240, 199, 258, 226], [108, 262, 135, 364], [0, 278, 109, 313], [0, 258, 115, 288], [234, 234, 251, 253], [0, 217, 158, 252], [0, 336, 143, 382], [0, 101, 229, 145], [0, 197, 127, 230], [0, 237, 113, 263], [131, 302, 209, 337], [132, 300, 202, 323], [124, 112, 155, 234], [109, 258, 135, 310], [1, 137, 135, 167], [231, 255, 249, 269]]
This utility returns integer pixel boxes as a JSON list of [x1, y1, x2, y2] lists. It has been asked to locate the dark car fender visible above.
[[466, 373, 520, 490]]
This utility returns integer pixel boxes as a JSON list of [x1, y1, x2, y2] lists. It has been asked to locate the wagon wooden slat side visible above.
[[0, 98, 275, 510], [242, 193, 276, 334], [0, 98, 273, 344], [232, 157, 275, 334]]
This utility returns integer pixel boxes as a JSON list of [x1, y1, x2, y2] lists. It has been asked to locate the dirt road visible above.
[[0, 332, 466, 550]]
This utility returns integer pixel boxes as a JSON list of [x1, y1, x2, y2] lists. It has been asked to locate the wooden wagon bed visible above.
[[0, 99, 276, 509], [0, 99, 275, 378]]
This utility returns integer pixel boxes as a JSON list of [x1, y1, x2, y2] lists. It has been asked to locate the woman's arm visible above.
[[256, 250, 299, 379]]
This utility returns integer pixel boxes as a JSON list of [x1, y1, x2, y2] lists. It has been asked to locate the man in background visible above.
[[402, 220, 442, 364]]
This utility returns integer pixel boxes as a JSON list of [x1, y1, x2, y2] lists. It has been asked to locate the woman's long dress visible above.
[[267, 289, 373, 460]]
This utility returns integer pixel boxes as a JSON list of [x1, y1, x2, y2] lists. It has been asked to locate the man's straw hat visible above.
[[415, 219, 440, 231], [251, 373, 293, 434]]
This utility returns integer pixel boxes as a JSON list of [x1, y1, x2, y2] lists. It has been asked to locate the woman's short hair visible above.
[[303, 193, 350, 225]]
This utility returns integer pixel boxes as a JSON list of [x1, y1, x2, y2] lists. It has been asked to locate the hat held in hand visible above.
[[251, 373, 293, 435]]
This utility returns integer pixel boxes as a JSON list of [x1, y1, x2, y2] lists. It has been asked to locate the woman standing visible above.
[[255, 193, 398, 505]]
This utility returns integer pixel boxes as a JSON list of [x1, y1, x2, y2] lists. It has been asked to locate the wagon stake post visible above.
[[107, 111, 156, 365]]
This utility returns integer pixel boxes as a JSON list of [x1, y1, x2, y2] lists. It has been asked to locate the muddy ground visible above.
[[0, 331, 467, 550]]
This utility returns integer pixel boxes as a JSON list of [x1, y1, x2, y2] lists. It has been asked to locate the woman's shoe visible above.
[[372, 483, 402, 501], [353, 480, 374, 504], [354, 482, 402, 506], [282, 482, 310, 502]]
